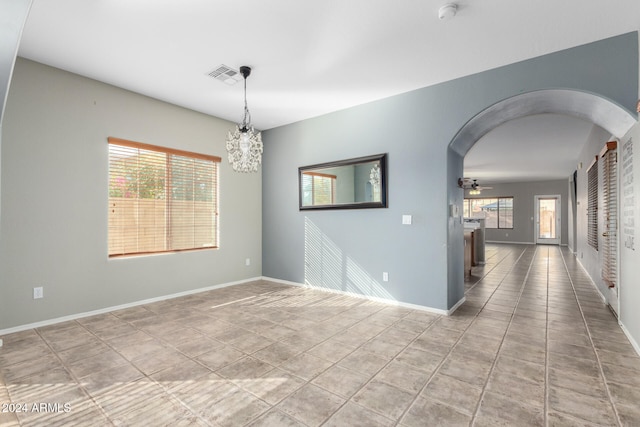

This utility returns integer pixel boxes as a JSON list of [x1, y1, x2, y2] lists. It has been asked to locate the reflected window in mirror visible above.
[[299, 154, 387, 210], [301, 172, 336, 206]]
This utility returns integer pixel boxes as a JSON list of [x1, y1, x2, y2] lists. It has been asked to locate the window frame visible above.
[[463, 196, 514, 229], [108, 137, 221, 258]]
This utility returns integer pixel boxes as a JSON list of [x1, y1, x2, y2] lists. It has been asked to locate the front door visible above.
[[535, 195, 561, 245]]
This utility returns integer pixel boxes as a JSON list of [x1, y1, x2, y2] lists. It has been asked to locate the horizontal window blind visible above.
[[587, 159, 598, 250], [602, 144, 617, 287], [108, 137, 220, 257], [301, 172, 336, 206]]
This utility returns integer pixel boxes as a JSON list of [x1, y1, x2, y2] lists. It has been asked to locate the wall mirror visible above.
[[299, 153, 388, 210]]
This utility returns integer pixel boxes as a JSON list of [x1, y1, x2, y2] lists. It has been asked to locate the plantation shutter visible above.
[[108, 137, 220, 257]]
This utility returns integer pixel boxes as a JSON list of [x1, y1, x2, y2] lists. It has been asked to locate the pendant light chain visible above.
[[242, 74, 251, 132]]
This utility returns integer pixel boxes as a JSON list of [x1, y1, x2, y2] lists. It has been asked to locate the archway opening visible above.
[[446, 89, 637, 309]]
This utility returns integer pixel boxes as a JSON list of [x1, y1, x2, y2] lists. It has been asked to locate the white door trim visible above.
[[535, 195, 561, 245]]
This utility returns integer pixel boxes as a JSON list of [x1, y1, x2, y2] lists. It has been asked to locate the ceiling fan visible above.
[[458, 178, 493, 193]]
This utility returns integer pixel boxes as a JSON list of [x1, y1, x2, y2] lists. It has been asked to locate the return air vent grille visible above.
[[207, 65, 241, 85]]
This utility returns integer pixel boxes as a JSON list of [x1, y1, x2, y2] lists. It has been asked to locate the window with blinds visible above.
[[587, 159, 598, 250], [301, 172, 336, 206], [602, 142, 617, 287], [108, 137, 220, 257]]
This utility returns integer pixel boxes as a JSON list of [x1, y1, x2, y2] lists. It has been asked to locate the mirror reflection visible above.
[[299, 154, 387, 210]]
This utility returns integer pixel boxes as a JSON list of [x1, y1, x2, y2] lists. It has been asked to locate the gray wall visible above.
[[447, 149, 465, 307], [0, 0, 31, 124], [620, 121, 640, 352], [465, 180, 570, 245], [0, 58, 262, 329], [263, 32, 638, 312], [322, 165, 355, 204], [0, 0, 32, 242]]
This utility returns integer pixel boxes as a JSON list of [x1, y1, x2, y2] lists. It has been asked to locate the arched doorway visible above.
[[446, 89, 637, 309]]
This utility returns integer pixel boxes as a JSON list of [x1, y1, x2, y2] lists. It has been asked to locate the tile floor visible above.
[[1, 244, 640, 426]]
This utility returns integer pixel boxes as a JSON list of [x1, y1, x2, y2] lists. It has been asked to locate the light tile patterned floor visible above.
[[1, 244, 639, 426]]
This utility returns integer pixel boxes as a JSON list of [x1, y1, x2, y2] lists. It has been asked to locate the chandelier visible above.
[[369, 164, 381, 187], [226, 66, 263, 173]]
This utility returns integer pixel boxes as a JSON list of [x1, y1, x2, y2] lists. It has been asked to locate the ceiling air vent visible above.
[[207, 65, 241, 85]]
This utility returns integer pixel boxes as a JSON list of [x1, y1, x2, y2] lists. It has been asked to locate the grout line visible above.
[[4, 255, 632, 426], [395, 245, 531, 425], [76, 318, 216, 426], [32, 323, 118, 427], [543, 245, 551, 427], [544, 245, 550, 427], [464, 248, 514, 293], [62, 286, 285, 426], [558, 247, 623, 427], [316, 310, 436, 426], [204, 284, 408, 425], [0, 367, 20, 426], [469, 245, 538, 426], [464, 244, 529, 294]]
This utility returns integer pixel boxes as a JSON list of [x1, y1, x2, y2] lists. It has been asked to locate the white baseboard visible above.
[[262, 276, 462, 316], [0, 276, 263, 336], [487, 241, 568, 246], [447, 296, 467, 315], [1, 274, 466, 337], [571, 259, 639, 357], [485, 240, 535, 245], [575, 258, 607, 303], [619, 322, 640, 357]]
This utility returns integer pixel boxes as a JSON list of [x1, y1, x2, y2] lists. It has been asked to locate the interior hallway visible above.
[[1, 244, 639, 426]]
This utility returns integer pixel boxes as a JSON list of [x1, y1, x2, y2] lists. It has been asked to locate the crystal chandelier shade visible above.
[[226, 66, 263, 173]]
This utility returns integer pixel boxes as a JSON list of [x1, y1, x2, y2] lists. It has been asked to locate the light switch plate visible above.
[[402, 215, 412, 225]]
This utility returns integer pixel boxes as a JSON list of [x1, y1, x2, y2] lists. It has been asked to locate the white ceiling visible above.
[[17, 0, 640, 182], [464, 114, 599, 184]]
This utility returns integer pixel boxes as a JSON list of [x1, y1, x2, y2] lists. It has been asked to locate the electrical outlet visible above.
[[382, 272, 389, 282], [245, 258, 251, 266], [33, 287, 44, 299]]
